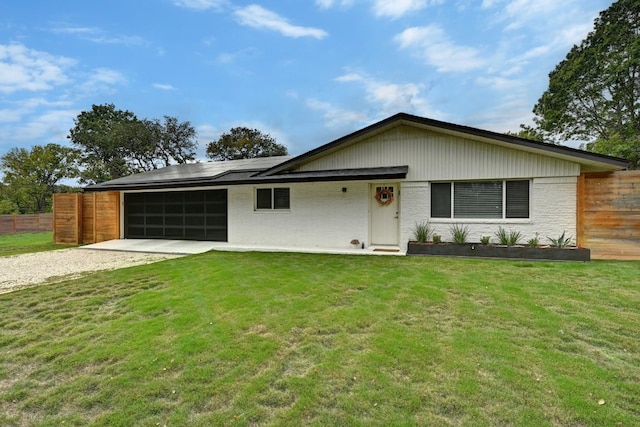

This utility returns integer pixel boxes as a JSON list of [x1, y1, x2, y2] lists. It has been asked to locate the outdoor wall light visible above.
[[342, 187, 347, 193]]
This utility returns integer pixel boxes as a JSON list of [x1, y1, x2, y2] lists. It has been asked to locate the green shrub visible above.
[[413, 220, 432, 243], [449, 224, 470, 244], [480, 235, 491, 245], [432, 234, 442, 244], [495, 227, 522, 246]]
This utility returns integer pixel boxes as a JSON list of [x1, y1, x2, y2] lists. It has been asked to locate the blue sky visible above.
[[1, 0, 612, 160]]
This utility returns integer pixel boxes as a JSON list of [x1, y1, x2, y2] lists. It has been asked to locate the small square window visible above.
[[256, 188, 290, 210]]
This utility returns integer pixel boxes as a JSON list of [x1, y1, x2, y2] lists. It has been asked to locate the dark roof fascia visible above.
[[84, 168, 264, 192], [260, 113, 629, 175], [86, 166, 409, 192]]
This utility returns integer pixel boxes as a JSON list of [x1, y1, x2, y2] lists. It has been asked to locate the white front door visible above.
[[370, 184, 399, 246]]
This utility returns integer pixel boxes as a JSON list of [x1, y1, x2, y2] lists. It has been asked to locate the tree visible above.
[[205, 127, 288, 161], [68, 103, 135, 183], [0, 144, 80, 213], [532, 0, 640, 166], [0, 183, 19, 214], [68, 104, 198, 184], [506, 124, 546, 142]]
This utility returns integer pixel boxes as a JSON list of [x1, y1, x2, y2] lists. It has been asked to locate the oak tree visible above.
[[0, 144, 80, 213], [205, 127, 288, 161], [68, 104, 198, 183], [532, 0, 640, 166]]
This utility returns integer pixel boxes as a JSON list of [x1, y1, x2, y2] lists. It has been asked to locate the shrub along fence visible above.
[[53, 192, 120, 245], [0, 213, 53, 235], [578, 170, 640, 260]]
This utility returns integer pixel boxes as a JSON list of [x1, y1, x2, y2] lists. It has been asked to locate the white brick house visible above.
[[86, 113, 628, 250]]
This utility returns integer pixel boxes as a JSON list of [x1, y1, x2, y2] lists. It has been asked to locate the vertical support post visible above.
[[76, 193, 83, 245], [576, 173, 586, 248], [92, 192, 97, 244]]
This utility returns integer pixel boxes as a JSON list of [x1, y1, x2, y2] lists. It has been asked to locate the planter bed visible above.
[[407, 242, 590, 261]]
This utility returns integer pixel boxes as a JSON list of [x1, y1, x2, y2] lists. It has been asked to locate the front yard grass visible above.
[[1, 252, 638, 426], [0, 232, 72, 256]]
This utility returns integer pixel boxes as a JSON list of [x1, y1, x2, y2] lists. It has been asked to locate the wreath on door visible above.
[[374, 188, 394, 206]]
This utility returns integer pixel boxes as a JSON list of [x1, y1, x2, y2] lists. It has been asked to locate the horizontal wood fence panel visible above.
[[0, 214, 53, 234], [95, 192, 120, 243], [53, 192, 120, 245], [580, 171, 640, 259]]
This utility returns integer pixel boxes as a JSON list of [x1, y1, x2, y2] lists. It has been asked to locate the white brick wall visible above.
[[225, 176, 577, 249], [228, 181, 370, 248], [400, 177, 578, 247]]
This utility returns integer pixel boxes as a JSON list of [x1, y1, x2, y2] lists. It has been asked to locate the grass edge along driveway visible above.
[[1, 251, 638, 426]]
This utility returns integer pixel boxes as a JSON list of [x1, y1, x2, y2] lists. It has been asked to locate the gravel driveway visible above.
[[0, 248, 182, 295]]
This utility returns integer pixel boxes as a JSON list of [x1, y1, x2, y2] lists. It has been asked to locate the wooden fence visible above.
[[578, 170, 640, 259], [0, 213, 53, 234], [53, 192, 120, 245]]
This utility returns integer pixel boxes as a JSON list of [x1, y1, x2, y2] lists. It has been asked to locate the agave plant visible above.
[[548, 231, 573, 248]]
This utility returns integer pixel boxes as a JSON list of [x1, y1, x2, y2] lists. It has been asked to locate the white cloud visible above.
[[216, 47, 259, 64], [234, 5, 328, 39], [476, 76, 521, 91], [0, 98, 71, 123], [76, 68, 126, 97], [335, 72, 444, 119], [0, 44, 74, 93], [153, 83, 176, 91], [395, 25, 486, 72], [502, 0, 562, 30], [373, 0, 443, 19], [472, 98, 534, 134], [334, 73, 364, 82], [306, 98, 370, 129], [0, 108, 78, 146], [173, 0, 229, 11], [315, 0, 355, 9], [554, 22, 594, 47], [481, 0, 498, 7], [51, 25, 148, 47]]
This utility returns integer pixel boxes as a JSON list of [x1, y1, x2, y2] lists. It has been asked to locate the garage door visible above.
[[124, 190, 227, 241]]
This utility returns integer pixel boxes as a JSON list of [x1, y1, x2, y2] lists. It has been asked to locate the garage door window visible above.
[[256, 188, 290, 210]]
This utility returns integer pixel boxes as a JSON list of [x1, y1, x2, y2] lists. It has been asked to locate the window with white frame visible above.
[[431, 180, 529, 219], [256, 187, 290, 210]]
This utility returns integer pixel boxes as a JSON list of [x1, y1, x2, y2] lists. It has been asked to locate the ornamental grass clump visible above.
[[495, 227, 523, 246], [413, 220, 432, 243], [449, 224, 470, 244]]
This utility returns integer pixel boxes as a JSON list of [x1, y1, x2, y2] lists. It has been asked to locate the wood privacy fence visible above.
[[0, 213, 53, 234], [578, 170, 640, 259], [53, 192, 120, 245]]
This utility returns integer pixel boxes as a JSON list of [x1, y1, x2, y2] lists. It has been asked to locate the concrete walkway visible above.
[[81, 239, 406, 256]]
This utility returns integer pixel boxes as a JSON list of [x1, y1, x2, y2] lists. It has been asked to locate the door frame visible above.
[[369, 183, 400, 246]]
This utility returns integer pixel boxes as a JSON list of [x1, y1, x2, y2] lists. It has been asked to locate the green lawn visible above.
[[1, 251, 638, 426], [0, 232, 73, 256]]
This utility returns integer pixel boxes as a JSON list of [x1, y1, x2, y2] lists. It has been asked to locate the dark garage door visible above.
[[124, 190, 227, 241]]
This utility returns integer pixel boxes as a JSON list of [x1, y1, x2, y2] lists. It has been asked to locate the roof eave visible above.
[[85, 166, 409, 192]]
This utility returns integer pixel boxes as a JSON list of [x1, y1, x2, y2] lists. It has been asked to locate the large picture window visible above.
[[256, 187, 290, 210], [431, 180, 529, 219]]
